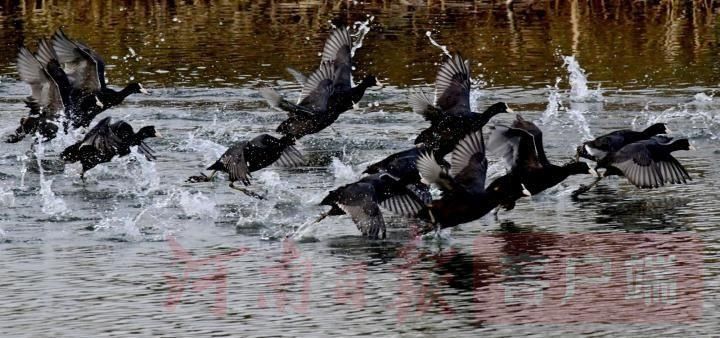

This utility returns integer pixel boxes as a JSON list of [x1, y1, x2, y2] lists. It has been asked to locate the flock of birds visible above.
[[8, 27, 693, 239]]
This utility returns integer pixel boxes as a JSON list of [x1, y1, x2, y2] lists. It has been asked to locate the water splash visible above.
[[178, 190, 218, 219], [562, 55, 602, 102], [330, 157, 360, 183], [34, 140, 68, 217], [541, 77, 564, 124], [351, 16, 374, 57], [181, 132, 228, 165], [17, 154, 28, 189], [567, 108, 594, 141], [425, 31, 452, 58]]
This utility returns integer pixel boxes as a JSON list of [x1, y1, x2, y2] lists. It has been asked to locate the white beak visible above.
[[139, 83, 150, 95], [521, 184, 532, 196], [589, 167, 599, 178], [95, 96, 104, 108]]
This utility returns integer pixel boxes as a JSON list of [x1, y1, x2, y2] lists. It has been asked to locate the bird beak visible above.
[[521, 184, 532, 196], [376, 78, 385, 88], [689, 144, 696, 151], [589, 167, 600, 178], [139, 84, 150, 95], [506, 105, 514, 113], [155, 131, 163, 138], [665, 126, 672, 134], [94, 96, 104, 108]]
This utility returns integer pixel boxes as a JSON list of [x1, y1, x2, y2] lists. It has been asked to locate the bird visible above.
[[188, 134, 304, 198], [6, 40, 72, 143], [593, 135, 692, 189], [51, 29, 149, 129], [414, 130, 502, 230], [61, 116, 159, 180], [411, 54, 511, 159], [487, 114, 594, 211], [259, 26, 378, 140], [316, 173, 429, 239], [576, 122, 670, 162]]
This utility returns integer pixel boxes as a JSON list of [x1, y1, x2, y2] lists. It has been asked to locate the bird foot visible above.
[[186, 173, 212, 183]]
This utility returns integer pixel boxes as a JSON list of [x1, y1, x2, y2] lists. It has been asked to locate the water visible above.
[[1, 1, 720, 336]]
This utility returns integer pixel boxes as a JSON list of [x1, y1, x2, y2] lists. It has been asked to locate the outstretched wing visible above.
[[17, 46, 64, 116], [52, 28, 105, 92], [611, 140, 691, 188], [321, 26, 353, 90], [450, 131, 488, 191], [298, 61, 334, 112], [435, 54, 471, 115], [220, 142, 251, 185], [409, 89, 443, 122]]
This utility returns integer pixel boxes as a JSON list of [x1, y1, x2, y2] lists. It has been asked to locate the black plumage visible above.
[[317, 173, 428, 239], [487, 114, 593, 210], [61, 117, 159, 179], [6, 41, 71, 143], [414, 131, 502, 229], [411, 54, 511, 159], [52, 29, 149, 128], [596, 136, 692, 189], [577, 123, 669, 161], [259, 26, 377, 141], [194, 134, 304, 197]]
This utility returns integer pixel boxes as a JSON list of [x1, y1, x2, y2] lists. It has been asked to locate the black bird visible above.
[[577, 123, 670, 161], [260, 26, 377, 140], [487, 115, 594, 211], [189, 134, 304, 198], [593, 135, 692, 189], [61, 117, 159, 180], [411, 54, 511, 159], [6, 41, 71, 143], [316, 173, 428, 239], [52, 29, 149, 128], [414, 130, 502, 230]]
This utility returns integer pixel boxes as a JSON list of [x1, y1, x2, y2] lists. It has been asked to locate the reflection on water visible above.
[[1, 0, 719, 88]]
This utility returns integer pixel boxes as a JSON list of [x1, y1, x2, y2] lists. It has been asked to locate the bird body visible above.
[[61, 117, 158, 178]]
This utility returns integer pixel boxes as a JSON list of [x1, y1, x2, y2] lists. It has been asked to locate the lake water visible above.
[[0, 1, 718, 336]]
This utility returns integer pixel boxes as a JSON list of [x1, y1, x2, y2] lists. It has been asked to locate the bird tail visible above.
[[60, 143, 82, 163]]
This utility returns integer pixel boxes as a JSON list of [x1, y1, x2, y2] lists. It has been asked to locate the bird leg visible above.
[[571, 177, 603, 198], [314, 211, 329, 224], [229, 182, 265, 199], [80, 171, 86, 183]]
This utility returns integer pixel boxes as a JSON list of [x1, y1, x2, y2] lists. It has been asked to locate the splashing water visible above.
[[425, 31, 452, 58], [16, 154, 28, 189], [541, 77, 564, 124], [331, 157, 360, 183], [351, 16, 374, 58], [567, 108, 594, 141], [178, 190, 218, 219], [562, 55, 602, 102], [34, 140, 68, 217], [182, 132, 228, 165]]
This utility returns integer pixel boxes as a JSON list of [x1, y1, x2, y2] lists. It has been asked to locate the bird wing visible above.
[[337, 188, 386, 239], [52, 29, 105, 92], [435, 54, 471, 115], [321, 26, 353, 90], [488, 123, 544, 172], [611, 140, 691, 188], [17, 46, 64, 116], [272, 145, 304, 167], [379, 182, 431, 218], [220, 142, 251, 185], [298, 61, 334, 112], [80, 117, 125, 155], [450, 131, 488, 191], [409, 89, 443, 122], [511, 115, 550, 166]]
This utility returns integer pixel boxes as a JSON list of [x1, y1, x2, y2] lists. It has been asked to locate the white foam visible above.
[[330, 157, 360, 183], [34, 140, 68, 217]]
